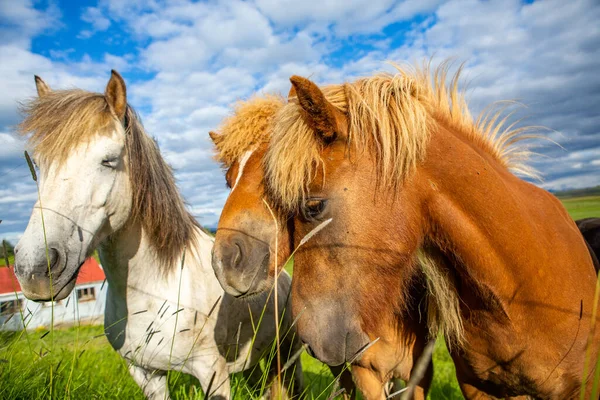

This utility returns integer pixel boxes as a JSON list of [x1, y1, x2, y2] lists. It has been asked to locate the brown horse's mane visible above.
[[212, 95, 285, 166], [18, 90, 199, 272], [265, 61, 540, 214]]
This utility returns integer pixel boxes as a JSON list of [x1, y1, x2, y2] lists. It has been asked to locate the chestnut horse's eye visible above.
[[302, 199, 327, 221]]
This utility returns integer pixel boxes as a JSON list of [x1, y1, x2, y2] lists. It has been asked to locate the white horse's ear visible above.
[[34, 76, 51, 97], [105, 70, 127, 120]]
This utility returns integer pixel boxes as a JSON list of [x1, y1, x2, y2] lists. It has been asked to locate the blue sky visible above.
[[1, 0, 599, 244]]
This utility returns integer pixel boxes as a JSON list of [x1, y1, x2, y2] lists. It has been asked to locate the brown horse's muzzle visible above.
[[211, 232, 270, 298], [295, 299, 371, 366]]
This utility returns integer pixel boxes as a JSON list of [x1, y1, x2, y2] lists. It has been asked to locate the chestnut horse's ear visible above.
[[34, 75, 51, 97], [287, 84, 296, 99], [105, 70, 127, 120], [208, 131, 222, 144], [289, 75, 343, 142]]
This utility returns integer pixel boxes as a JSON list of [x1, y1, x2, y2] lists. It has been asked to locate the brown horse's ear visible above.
[[208, 131, 222, 144], [105, 70, 127, 120], [287, 84, 296, 99], [289, 75, 343, 142], [34, 76, 51, 97]]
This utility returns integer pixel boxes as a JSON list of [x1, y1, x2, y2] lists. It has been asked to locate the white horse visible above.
[[13, 71, 303, 399]]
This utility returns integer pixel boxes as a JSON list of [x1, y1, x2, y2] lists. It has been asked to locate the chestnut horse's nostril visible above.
[[220, 240, 244, 271], [232, 243, 242, 269]]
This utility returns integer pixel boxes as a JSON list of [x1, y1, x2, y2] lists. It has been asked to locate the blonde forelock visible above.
[[265, 61, 540, 213], [213, 95, 285, 166]]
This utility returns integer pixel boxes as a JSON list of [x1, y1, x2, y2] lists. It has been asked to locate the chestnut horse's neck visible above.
[[422, 123, 595, 311], [417, 122, 598, 394]]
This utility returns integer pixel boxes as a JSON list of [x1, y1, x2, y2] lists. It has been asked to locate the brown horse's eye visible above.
[[302, 199, 327, 221]]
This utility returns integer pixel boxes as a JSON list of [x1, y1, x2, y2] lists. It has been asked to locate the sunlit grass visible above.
[[0, 325, 465, 399], [560, 196, 600, 221]]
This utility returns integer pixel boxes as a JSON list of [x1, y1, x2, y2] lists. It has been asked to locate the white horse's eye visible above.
[[101, 158, 118, 168]]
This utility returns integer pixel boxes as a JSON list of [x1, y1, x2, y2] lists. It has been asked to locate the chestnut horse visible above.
[[262, 64, 600, 399], [209, 96, 433, 399]]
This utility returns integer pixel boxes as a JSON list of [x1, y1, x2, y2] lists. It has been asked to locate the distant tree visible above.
[[1, 240, 14, 261], [553, 185, 600, 198]]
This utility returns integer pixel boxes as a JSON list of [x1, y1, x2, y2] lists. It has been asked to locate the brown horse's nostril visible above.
[[220, 240, 244, 271], [232, 243, 242, 269]]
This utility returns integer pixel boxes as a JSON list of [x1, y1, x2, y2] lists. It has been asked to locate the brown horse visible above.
[[209, 96, 434, 399], [578, 218, 600, 269], [261, 63, 600, 399]]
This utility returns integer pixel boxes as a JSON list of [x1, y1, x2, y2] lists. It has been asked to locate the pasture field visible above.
[[0, 325, 462, 399], [0, 195, 598, 399], [559, 195, 600, 221]]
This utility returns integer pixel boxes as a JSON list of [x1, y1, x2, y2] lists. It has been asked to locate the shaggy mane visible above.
[[18, 90, 199, 271], [212, 95, 284, 166], [18, 90, 114, 165], [265, 61, 540, 214]]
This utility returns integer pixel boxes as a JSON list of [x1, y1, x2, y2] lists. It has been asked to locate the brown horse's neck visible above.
[[416, 123, 600, 396], [421, 123, 596, 322]]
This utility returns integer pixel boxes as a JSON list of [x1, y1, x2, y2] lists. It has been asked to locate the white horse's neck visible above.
[[98, 217, 219, 313]]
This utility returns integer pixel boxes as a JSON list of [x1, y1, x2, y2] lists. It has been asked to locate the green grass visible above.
[[0, 195, 597, 399], [559, 195, 600, 221], [0, 325, 143, 399], [0, 254, 15, 267], [0, 325, 462, 399]]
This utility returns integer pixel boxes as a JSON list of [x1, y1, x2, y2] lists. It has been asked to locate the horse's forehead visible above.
[[231, 149, 255, 191], [236, 146, 269, 182], [41, 124, 126, 169], [81, 123, 126, 150]]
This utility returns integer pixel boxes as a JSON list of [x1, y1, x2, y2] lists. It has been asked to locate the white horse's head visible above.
[[14, 71, 133, 301]]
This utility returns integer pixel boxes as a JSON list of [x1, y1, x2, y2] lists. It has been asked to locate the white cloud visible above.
[[0, 133, 25, 159], [0, 232, 23, 245], [1, 0, 599, 239], [254, 0, 441, 35], [0, 45, 132, 129], [0, 0, 61, 48], [81, 6, 111, 33]]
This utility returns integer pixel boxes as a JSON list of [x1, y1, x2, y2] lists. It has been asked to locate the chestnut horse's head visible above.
[[210, 96, 293, 298], [263, 67, 471, 366]]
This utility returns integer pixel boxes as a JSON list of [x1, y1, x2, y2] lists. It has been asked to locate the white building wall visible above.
[[0, 281, 108, 331]]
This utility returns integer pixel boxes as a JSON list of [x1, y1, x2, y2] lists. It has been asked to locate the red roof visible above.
[[0, 258, 105, 295]]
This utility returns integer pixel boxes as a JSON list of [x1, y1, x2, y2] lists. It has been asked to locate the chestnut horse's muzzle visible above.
[[299, 324, 371, 366], [211, 232, 270, 298], [295, 299, 371, 366]]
